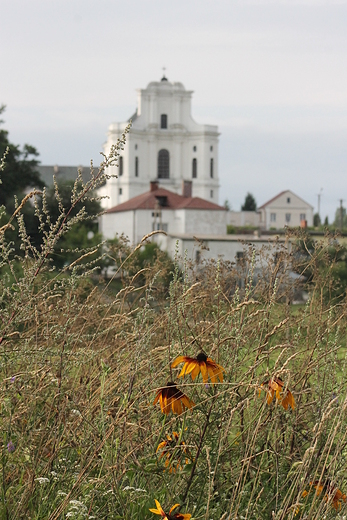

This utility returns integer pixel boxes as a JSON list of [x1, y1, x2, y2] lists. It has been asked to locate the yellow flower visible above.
[[171, 352, 225, 385], [156, 431, 190, 473], [259, 376, 295, 410], [149, 499, 192, 519], [302, 481, 347, 511], [153, 382, 195, 415]]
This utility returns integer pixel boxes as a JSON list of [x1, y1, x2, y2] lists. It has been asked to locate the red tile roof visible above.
[[106, 187, 225, 213]]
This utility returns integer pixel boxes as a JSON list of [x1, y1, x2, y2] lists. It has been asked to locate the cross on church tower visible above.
[[161, 66, 167, 81]]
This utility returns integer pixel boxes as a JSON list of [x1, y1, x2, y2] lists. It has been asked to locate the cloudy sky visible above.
[[2, 0, 347, 221]]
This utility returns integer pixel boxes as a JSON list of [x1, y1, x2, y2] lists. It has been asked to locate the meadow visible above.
[[1, 137, 347, 519]]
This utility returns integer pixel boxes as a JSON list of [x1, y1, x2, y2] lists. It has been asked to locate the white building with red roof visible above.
[[258, 190, 313, 230], [100, 180, 227, 244], [99, 75, 219, 209]]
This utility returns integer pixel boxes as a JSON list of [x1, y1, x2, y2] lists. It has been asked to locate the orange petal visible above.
[[171, 356, 187, 368], [200, 362, 208, 383], [190, 363, 200, 381], [184, 360, 198, 376]]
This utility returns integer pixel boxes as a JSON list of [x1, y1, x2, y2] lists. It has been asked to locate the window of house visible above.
[[287, 197, 291, 203], [300, 213, 306, 222], [152, 222, 168, 232], [119, 188, 122, 195], [161, 114, 168, 129], [119, 156, 123, 176], [192, 158, 197, 178], [193, 145, 197, 152], [158, 149, 170, 178], [285, 213, 291, 223], [270, 213, 276, 222], [210, 189, 214, 198], [135, 156, 139, 177], [195, 250, 201, 264], [210, 145, 213, 151], [210, 158, 214, 178]]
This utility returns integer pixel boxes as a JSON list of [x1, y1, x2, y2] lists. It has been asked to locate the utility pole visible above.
[[317, 188, 323, 223]]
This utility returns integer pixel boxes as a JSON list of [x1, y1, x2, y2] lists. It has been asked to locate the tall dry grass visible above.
[[1, 145, 347, 519]]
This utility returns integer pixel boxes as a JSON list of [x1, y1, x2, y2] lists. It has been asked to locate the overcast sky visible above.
[[2, 0, 347, 221]]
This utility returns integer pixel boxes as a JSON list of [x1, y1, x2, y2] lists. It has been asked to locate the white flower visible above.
[[35, 477, 50, 485]]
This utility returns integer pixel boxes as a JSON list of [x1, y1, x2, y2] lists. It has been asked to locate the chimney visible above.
[[182, 180, 192, 198], [150, 181, 159, 192]]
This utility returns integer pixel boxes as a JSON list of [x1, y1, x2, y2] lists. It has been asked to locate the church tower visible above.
[[100, 76, 220, 208]]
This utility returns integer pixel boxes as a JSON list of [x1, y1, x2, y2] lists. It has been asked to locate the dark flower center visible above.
[[196, 352, 208, 362]]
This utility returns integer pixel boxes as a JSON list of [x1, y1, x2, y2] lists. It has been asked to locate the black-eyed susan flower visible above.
[[149, 500, 191, 519], [156, 431, 190, 473], [171, 351, 225, 385], [302, 481, 347, 511], [153, 382, 195, 415], [259, 376, 295, 410]]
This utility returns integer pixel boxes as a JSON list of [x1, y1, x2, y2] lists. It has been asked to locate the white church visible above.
[[99, 75, 228, 244]]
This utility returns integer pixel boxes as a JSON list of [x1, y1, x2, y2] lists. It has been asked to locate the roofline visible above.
[[258, 190, 314, 209]]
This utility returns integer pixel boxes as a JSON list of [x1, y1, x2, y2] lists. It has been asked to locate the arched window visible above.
[[161, 114, 168, 129], [210, 158, 214, 178], [135, 156, 139, 177], [192, 158, 197, 178], [158, 149, 170, 178], [119, 156, 123, 176]]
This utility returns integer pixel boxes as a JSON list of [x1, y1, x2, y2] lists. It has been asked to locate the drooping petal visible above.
[[184, 361, 198, 376], [190, 363, 200, 381], [171, 356, 189, 368], [200, 362, 208, 383]]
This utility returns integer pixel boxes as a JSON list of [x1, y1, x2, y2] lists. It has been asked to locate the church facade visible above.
[[99, 76, 220, 209]]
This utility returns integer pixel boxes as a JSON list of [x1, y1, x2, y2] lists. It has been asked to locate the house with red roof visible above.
[[100, 180, 227, 244]]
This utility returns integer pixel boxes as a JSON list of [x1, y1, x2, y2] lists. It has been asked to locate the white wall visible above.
[[101, 79, 219, 208], [259, 191, 313, 230], [228, 211, 260, 227]]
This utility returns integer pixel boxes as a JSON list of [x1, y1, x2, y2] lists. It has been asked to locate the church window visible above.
[[210, 158, 214, 178], [119, 188, 122, 195], [119, 156, 123, 176], [193, 146, 197, 152], [161, 114, 168, 129], [192, 158, 197, 178], [135, 156, 139, 177], [135, 144, 138, 150], [210, 189, 214, 198], [158, 149, 170, 178], [210, 145, 213, 151]]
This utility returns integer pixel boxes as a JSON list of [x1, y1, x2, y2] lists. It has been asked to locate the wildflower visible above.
[[149, 499, 191, 519], [153, 382, 194, 415], [302, 481, 347, 511], [156, 431, 190, 473], [259, 376, 295, 410], [171, 352, 225, 385], [7, 441, 15, 453]]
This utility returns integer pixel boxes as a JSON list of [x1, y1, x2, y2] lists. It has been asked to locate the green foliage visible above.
[[334, 205, 347, 229], [313, 212, 321, 227], [241, 192, 257, 211], [2, 139, 347, 518], [227, 224, 236, 234], [0, 105, 44, 208]]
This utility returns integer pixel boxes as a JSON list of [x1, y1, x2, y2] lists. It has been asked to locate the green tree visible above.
[[334, 205, 347, 229], [0, 105, 44, 208], [241, 192, 257, 211], [313, 213, 321, 227]]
